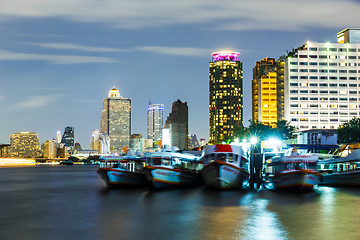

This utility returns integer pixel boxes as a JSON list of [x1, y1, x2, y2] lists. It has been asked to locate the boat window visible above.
[[153, 157, 161, 165], [209, 154, 215, 161], [217, 154, 226, 161], [162, 157, 171, 166], [228, 154, 236, 163]]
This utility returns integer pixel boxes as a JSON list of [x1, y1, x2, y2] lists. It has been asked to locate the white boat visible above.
[[201, 144, 249, 190], [97, 156, 148, 188], [144, 149, 203, 189], [318, 149, 360, 187], [263, 154, 320, 191]]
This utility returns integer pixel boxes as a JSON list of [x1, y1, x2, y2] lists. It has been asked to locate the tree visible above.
[[338, 118, 360, 144], [274, 120, 296, 140]]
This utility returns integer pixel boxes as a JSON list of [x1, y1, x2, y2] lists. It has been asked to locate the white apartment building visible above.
[[285, 29, 360, 130]]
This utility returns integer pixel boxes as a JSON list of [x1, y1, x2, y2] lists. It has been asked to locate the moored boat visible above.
[[318, 149, 360, 187], [263, 154, 320, 191], [201, 144, 250, 190], [97, 156, 148, 188], [144, 149, 203, 189]]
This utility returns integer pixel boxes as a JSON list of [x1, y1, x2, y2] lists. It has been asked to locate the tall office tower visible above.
[[56, 131, 61, 143], [10, 132, 41, 158], [209, 51, 243, 143], [61, 126, 75, 149], [100, 87, 131, 153], [163, 99, 188, 150], [147, 103, 164, 146], [276, 56, 285, 121], [43, 140, 57, 159], [284, 28, 360, 130], [252, 57, 284, 127]]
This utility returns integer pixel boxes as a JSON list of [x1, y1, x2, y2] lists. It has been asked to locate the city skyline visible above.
[[1, 0, 360, 147]]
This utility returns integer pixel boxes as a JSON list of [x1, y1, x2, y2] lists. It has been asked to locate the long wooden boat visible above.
[[97, 156, 148, 188], [263, 154, 320, 191], [144, 151, 203, 189], [318, 149, 360, 187], [201, 144, 250, 190]]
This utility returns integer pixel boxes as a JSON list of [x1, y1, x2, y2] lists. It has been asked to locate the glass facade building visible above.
[[147, 103, 164, 146], [209, 51, 243, 143], [100, 87, 131, 153], [10, 132, 41, 158]]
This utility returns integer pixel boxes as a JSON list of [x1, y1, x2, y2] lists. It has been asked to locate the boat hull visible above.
[[145, 167, 201, 189], [319, 170, 360, 187], [201, 161, 249, 190], [270, 170, 320, 191], [97, 168, 148, 188]]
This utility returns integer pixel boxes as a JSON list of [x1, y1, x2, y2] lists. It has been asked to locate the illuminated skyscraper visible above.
[[10, 132, 41, 158], [56, 131, 61, 143], [209, 51, 243, 143], [147, 103, 164, 146], [100, 87, 131, 153], [163, 99, 188, 150], [252, 57, 284, 128], [61, 126, 74, 150], [285, 28, 360, 130], [43, 140, 57, 159]]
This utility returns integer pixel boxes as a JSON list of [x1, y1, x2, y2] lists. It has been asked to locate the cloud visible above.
[[12, 95, 58, 109], [0, 0, 360, 31], [135, 46, 210, 57], [0, 50, 118, 64], [30, 42, 127, 52]]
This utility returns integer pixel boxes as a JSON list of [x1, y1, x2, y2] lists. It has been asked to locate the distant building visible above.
[[188, 134, 200, 150], [56, 131, 61, 144], [56, 143, 70, 158], [43, 140, 57, 159], [285, 28, 360, 130], [163, 99, 188, 150], [100, 87, 131, 153], [90, 129, 110, 155], [74, 142, 82, 151], [0, 144, 11, 157], [131, 134, 144, 152], [147, 103, 164, 147], [199, 137, 206, 147], [61, 126, 75, 150], [209, 51, 243, 143], [297, 129, 338, 146], [252, 57, 285, 127], [10, 132, 41, 158]]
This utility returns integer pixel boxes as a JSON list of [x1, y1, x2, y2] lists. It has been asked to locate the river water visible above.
[[0, 165, 360, 240]]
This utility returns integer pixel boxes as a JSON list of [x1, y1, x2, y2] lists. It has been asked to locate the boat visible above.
[[318, 149, 360, 187], [144, 149, 203, 189], [201, 144, 250, 190], [263, 154, 320, 191], [97, 156, 148, 188]]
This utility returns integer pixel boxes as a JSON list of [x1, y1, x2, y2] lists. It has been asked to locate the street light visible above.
[[250, 137, 258, 145]]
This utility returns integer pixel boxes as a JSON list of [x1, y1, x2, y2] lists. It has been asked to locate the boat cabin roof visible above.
[[319, 149, 360, 164]]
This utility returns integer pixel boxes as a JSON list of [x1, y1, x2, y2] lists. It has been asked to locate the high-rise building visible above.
[[10, 132, 41, 158], [100, 87, 131, 153], [56, 131, 61, 143], [61, 126, 74, 149], [147, 103, 164, 146], [90, 129, 111, 155], [163, 99, 188, 150], [209, 51, 243, 143], [131, 134, 144, 152], [252, 57, 285, 128], [43, 140, 57, 159], [284, 28, 360, 130]]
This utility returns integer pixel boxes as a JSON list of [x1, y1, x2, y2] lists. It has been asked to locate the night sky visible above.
[[1, 0, 359, 148]]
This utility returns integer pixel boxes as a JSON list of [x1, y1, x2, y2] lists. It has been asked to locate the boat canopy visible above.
[[319, 149, 360, 164]]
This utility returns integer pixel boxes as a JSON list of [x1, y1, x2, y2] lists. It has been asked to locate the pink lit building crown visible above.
[[211, 51, 240, 62]]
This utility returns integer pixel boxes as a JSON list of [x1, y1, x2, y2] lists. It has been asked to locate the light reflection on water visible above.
[[1, 166, 360, 240]]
